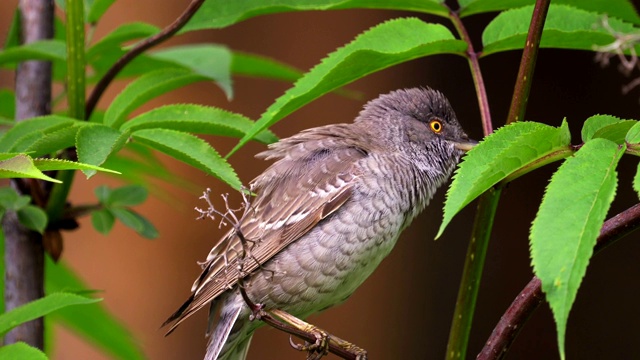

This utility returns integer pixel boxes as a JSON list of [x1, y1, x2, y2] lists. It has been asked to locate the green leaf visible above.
[[76, 125, 129, 178], [122, 104, 278, 144], [0, 342, 48, 360], [183, 0, 449, 32], [0, 40, 66, 65], [0, 187, 30, 211], [24, 123, 85, 158], [150, 44, 233, 99], [625, 120, 640, 144], [0, 115, 78, 153], [32, 158, 120, 176], [482, 5, 639, 56], [634, 163, 640, 199], [438, 120, 572, 238], [530, 138, 624, 359], [91, 209, 115, 235], [232, 51, 303, 82], [94, 185, 111, 203], [229, 18, 467, 156], [591, 120, 636, 145], [17, 205, 48, 234], [132, 128, 241, 189], [103, 68, 209, 128], [45, 258, 145, 360], [109, 207, 158, 239], [106, 185, 148, 207], [86, 22, 159, 62], [86, 0, 117, 23], [0, 154, 60, 183], [459, 0, 640, 24], [0, 89, 15, 119], [0, 292, 100, 336], [581, 115, 625, 142]]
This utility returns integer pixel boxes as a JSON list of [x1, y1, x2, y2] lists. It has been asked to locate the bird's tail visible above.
[[205, 301, 253, 360]]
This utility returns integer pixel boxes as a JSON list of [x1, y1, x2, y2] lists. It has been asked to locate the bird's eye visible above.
[[429, 119, 443, 133]]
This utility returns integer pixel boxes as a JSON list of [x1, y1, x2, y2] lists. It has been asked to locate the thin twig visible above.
[[84, 0, 205, 118], [477, 202, 640, 360]]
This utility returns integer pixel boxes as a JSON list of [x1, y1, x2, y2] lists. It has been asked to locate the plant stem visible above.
[[45, 0, 85, 223], [4, 0, 54, 349], [477, 202, 640, 360], [449, 8, 492, 135], [84, 0, 206, 119], [506, 0, 550, 124], [445, 0, 550, 358], [446, 188, 501, 360]]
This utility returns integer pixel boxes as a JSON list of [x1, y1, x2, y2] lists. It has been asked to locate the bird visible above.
[[163, 87, 474, 360]]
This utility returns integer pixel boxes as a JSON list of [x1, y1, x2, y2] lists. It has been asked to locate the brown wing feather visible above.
[[163, 124, 371, 333]]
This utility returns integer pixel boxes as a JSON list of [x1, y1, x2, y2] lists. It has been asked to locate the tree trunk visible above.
[[4, 0, 54, 349]]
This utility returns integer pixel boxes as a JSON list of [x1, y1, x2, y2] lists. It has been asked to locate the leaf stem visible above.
[[477, 202, 640, 360], [84, 0, 205, 119], [448, 8, 492, 136]]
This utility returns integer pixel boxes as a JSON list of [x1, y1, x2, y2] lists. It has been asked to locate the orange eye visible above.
[[430, 119, 443, 133]]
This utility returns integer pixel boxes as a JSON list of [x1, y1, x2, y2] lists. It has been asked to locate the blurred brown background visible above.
[[1, 1, 640, 359]]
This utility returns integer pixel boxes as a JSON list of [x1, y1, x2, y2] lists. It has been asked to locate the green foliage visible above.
[[438, 121, 572, 238], [230, 17, 467, 155], [2, 0, 640, 359], [482, 4, 640, 56], [0, 292, 100, 337], [0, 342, 48, 360], [531, 139, 624, 359]]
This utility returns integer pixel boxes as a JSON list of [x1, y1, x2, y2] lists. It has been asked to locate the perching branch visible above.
[[477, 202, 640, 360]]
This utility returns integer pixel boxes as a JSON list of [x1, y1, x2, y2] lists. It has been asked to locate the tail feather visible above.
[[205, 304, 243, 360]]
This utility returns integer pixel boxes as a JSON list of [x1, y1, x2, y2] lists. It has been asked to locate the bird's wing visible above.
[[163, 125, 369, 333]]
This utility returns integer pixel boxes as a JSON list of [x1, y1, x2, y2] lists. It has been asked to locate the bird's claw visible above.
[[288, 329, 329, 360]]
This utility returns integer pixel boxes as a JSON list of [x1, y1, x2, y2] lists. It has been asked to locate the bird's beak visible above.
[[452, 139, 478, 152]]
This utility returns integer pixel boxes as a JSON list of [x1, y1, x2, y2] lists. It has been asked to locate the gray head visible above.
[[356, 87, 473, 158]]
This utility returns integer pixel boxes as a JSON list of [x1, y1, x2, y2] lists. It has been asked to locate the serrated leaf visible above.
[[183, 0, 448, 32], [592, 120, 637, 145], [76, 125, 129, 178], [581, 115, 624, 141], [0, 154, 60, 183], [103, 68, 209, 128], [0, 39, 66, 65], [438, 120, 572, 238], [0, 115, 78, 152], [150, 45, 233, 99], [32, 158, 120, 175], [459, 0, 640, 24], [122, 104, 278, 144], [17, 205, 48, 234], [0, 292, 100, 336], [110, 207, 158, 239], [0, 342, 48, 360], [45, 258, 145, 360], [25, 123, 86, 157], [132, 128, 241, 189], [530, 138, 624, 359], [229, 18, 467, 156], [107, 185, 148, 207], [91, 209, 115, 235], [482, 5, 639, 56], [625, 120, 640, 144]]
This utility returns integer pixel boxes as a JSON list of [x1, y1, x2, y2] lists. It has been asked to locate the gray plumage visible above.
[[163, 87, 472, 360]]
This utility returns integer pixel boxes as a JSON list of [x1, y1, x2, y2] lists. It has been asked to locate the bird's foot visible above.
[[288, 327, 330, 360]]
